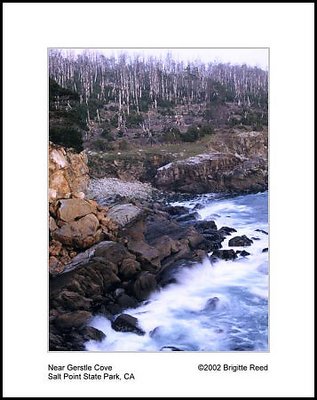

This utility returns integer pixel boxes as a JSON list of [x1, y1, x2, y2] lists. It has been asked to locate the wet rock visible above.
[[56, 290, 92, 311], [218, 226, 237, 236], [160, 346, 184, 351], [119, 258, 141, 279], [57, 199, 96, 222], [111, 314, 145, 336], [212, 249, 237, 260], [185, 227, 205, 249], [54, 311, 92, 331], [194, 220, 218, 232], [175, 211, 199, 223], [239, 250, 251, 257], [79, 326, 106, 342], [133, 272, 157, 300], [251, 237, 260, 240], [255, 229, 268, 235], [228, 235, 253, 247], [262, 247, 268, 253], [117, 294, 139, 309], [203, 297, 220, 311], [165, 205, 190, 216]]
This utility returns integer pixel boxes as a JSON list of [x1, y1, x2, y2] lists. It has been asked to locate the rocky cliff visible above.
[[155, 131, 268, 194], [49, 142, 89, 201]]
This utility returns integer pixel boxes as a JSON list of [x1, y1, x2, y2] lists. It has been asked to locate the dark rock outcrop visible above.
[[211, 249, 237, 261], [111, 314, 145, 336], [228, 235, 253, 247]]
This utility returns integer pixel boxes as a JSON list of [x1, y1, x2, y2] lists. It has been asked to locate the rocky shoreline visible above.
[[50, 196, 256, 351], [49, 142, 267, 351]]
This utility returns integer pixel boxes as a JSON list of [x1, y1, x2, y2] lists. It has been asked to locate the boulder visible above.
[[127, 240, 160, 268], [107, 204, 144, 228], [54, 311, 92, 330], [133, 272, 157, 300], [218, 226, 237, 236], [117, 294, 139, 309], [111, 314, 145, 336], [228, 235, 253, 247], [119, 258, 141, 279], [212, 249, 237, 260], [57, 199, 96, 222], [53, 213, 102, 249], [94, 241, 132, 264], [262, 247, 268, 253], [239, 250, 251, 257], [79, 326, 106, 342], [203, 297, 220, 311], [194, 220, 218, 232], [56, 290, 92, 311]]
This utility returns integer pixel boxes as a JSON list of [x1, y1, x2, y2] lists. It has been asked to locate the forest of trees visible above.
[[49, 50, 267, 119], [49, 50, 268, 151]]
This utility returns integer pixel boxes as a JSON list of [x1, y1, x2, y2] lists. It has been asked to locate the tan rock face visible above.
[[52, 213, 102, 249], [49, 143, 89, 201], [57, 199, 96, 222]]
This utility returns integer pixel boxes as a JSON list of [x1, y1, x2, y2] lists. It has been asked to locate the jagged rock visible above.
[[107, 204, 144, 228], [212, 249, 237, 260], [49, 143, 89, 200], [175, 211, 199, 223], [49, 217, 58, 232], [218, 226, 237, 236], [56, 290, 92, 311], [160, 346, 184, 351], [239, 250, 251, 257], [127, 240, 160, 269], [151, 235, 175, 260], [53, 213, 102, 249], [49, 240, 63, 256], [262, 248, 268, 253], [54, 311, 92, 330], [165, 205, 190, 216], [185, 226, 205, 249], [117, 294, 139, 309], [94, 241, 132, 264], [203, 297, 220, 311], [228, 235, 253, 247], [133, 272, 157, 300], [194, 220, 218, 232], [111, 314, 145, 335], [255, 229, 268, 235], [119, 258, 141, 279], [57, 199, 96, 222], [79, 326, 105, 342], [155, 132, 268, 195]]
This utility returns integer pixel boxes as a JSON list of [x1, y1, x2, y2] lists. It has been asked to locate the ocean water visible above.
[[86, 191, 269, 351]]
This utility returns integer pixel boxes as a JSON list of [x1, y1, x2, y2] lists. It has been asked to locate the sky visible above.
[[61, 48, 268, 70]]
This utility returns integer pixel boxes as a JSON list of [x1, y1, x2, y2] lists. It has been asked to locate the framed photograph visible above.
[[3, 3, 314, 398]]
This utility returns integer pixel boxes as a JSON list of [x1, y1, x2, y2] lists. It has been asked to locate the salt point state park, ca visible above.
[[47, 364, 135, 380]]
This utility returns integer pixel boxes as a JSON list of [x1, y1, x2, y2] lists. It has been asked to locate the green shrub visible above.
[[198, 124, 215, 136], [126, 112, 144, 128], [49, 127, 83, 152], [162, 127, 181, 143], [181, 126, 200, 142]]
